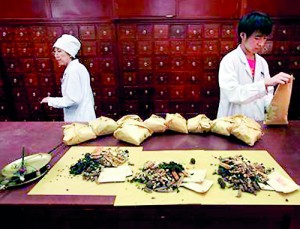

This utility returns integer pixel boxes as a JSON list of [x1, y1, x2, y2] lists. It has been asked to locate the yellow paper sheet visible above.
[[114, 150, 300, 206], [28, 146, 143, 196]]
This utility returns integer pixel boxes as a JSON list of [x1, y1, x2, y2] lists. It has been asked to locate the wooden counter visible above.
[[0, 121, 299, 228]]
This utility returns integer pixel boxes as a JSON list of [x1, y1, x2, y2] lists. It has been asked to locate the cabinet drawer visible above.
[[203, 55, 220, 70], [99, 58, 115, 71], [273, 41, 289, 54], [137, 25, 153, 40], [24, 73, 38, 86], [186, 41, 202, 55], [34, 43, 51, 57], [101, 73, 116, 86], [221, 24, 236, 39], [154, 41, 169, 55], [185, 85, 201, 100], [124, 87, 138, 99], [154, 100, 168, 113], [171, 56, 186, 70], [79, 25, 96, 40], [98, 41, 114, 56], [101, 87, 118, 100], [120, 41, 136, 55], [154, 86, 169, 98], [154, 56, 170, 70], [0, 27, 14, 41], [123, 72, 137, 86], [170, 86, 185, 99], [203, 40, 219, 54], [170, 40, 186, 55], [154, 25, 169, 39], [20, 58, 36, 72], [62, 25, 79, 37], [15, 43, 33, 57], [203, 24, 220, 39], [220, 41, 235, 55], [38, 73, 55, 86], [121, 57, 137, 70], [170, 72, 186, 84], [187, 24, 202, 39], [14, 27, 30, 41], [137, 72, 153, 85], [170, 25, 186, 39], [138, 57, 152, 70], [35, 58, 52, 72], [81, 41, 97, 56], [119, 24, 136, 40], [1, 43, 15, 57], [97, 24, 114, 40], [137, 41, 152, 55], [154, 72, 169, 84], [82, 58, 99, 74], [47, 26, 63, 42], [187, 57, 202, 70], [30, 26, 46, 42]]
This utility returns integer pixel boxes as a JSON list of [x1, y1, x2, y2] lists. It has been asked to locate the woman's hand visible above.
[[265, 72, 292, 87], [40, 97, 49, 103]]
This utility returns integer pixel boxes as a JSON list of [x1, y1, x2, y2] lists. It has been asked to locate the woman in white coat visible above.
[[217, 11, 291, 121], [41, 34, 96, 122]]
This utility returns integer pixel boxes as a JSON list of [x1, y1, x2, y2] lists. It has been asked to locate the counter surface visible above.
[[0, 121, 299, 228]]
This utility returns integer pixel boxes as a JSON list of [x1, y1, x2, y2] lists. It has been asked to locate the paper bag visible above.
[[116, 114, 143, 126], [210, 116, 234, 136], [264, 78, 294, 125]]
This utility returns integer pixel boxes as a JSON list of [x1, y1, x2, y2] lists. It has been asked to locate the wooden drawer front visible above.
[[137, 72, 153, 85], [35, 58, 52, 72], [290, 41, 300, 55], [154, 41, 170, 55], [34, 43, 51, 57], [154, 100, 168, 113], [203, 40, 219, 54], [138, 41, 152, 55], [1, 43, 15, 57], [101, 73, 116, 86], [289, 57, 300, 69], [171, 56, 186, 70], [186, 73, 201, 84], [270, 57, 289, 71], [38, 73, 55, 86], [79, 25, 96, 40], [203, 56, 220, 70], [187, 57, 202, 70], [170, 25, 186, 39], [273, 41, 290, 54], [170, 86, 185, 99], [120, 41, 136, 55], [220, 40, 235, 55], [123, 72, 137, 86], [15, 43, 33, 57], [119, 24, 136, 40], [99, 58, 115, 71], [273, 25, 292, 40], [121, 56, 137, 70], [9, 74, 24, 86], [97, 24, 113, 40], [101, 102, 119, 114], [124, 101, 139, 114], [154, 86, 169, 99], [169, 101, 186, 113], [170, 40, 186, 55], [81, 41, 97, 56], [138, 57, 152, 70], [82, 58, 99, 74], [124, 87, 138, 99], [170, 73, 186, 84], [0, 27, 14, 41], [203, 24, 220, 39], [47, 26, 63, 42], [14, 27, 30, 41], [20, 58, 36, 72], [26, 87, 41, 101], [99, 41, 114, 56], [4, 59, 20, 72], [62, 25, 79, 37], [24, 73, 38, 86], [221, 24, 236, 39], [101, 87, 117, 100], [154, 24, 169, 39], [137, 25, 153, 40], [154, 56, 170, 70], [186, 41, 202, 55], [30, 26, 46, 42], [154, 72, 169, 84], [187, 24, 202, 39], [186, 85, 201, 100]]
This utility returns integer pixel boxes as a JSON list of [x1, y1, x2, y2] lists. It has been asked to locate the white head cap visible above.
[[53, 34, 81, 58]]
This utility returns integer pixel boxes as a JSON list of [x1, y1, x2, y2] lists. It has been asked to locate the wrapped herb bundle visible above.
[[215, 155, 273, 197]]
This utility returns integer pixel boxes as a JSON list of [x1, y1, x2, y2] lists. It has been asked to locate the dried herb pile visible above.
[[69, 147, 129, 182], [130, 161, 187, 193], [215, 155, 274, 197]]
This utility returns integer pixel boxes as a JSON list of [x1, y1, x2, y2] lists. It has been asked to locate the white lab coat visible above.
[[217, 45, 274, 121], [48, 59, 96, 122]]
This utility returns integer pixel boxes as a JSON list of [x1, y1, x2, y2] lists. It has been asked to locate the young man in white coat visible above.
[[217, 11, 292, 121], [41, 34, 96, 122]]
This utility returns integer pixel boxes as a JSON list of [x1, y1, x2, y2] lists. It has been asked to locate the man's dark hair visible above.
[[238, 11, 273, 43]]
